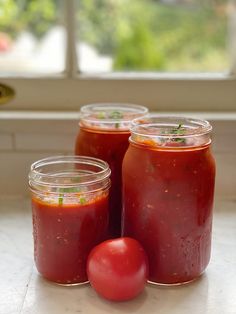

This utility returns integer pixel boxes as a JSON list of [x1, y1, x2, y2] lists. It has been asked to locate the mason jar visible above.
[[75, 103, 148, 237], [29, 156, 111, 285], [122, 116, 216, 285]]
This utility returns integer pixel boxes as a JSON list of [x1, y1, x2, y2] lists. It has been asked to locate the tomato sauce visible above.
[[122, 119, 216, 284], [32, 194, 109, 285], [75, 127, 129, 237], [75, 104, 148, 237]]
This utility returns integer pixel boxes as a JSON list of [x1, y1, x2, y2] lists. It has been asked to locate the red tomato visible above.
[[87, 237, 149, 301]]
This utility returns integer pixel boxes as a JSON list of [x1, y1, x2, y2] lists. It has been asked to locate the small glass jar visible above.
[[75, 103, 148, 237], [122, 116, 216, 285], [29, 156, 111, 285]]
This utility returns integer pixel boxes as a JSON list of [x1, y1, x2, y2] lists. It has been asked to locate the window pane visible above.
[[77, 0, 230, 73], [0, 0, 65, 74]]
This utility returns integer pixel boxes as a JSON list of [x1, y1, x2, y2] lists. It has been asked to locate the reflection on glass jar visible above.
[[75, 103, 148, 237], [29, 156, 111, 285], [122, 116, 216, 285]]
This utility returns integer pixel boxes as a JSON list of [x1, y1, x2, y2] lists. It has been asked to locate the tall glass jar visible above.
[[29, 156, 111, 285], [122, 116, 216, 285], [75, 103, 148, 237]]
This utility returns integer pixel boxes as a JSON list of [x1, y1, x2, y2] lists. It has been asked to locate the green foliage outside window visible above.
[[0, 0, 228, 71], [0, 0, 61, 39]]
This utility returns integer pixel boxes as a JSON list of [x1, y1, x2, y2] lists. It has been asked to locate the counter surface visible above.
[[0, 197, 235, 314]]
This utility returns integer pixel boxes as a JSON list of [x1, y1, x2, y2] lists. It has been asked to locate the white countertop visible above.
[[0, 196, 236, 314]]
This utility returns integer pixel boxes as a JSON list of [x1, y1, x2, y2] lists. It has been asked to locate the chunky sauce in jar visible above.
[[122, 117, 216, 284], [29, 156, 111, 285], [75, 104, 148, 237], [76, 128, 129, 237], [32, 193, 109, 285]]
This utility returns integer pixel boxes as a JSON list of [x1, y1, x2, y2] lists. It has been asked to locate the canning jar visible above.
[[122, 116, 216, 285], [75, 103, 148, 237], [29, 156, 111, 285]]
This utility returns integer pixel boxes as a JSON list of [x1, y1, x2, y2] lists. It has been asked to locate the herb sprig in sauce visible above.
[[170, 124, 186, 143]]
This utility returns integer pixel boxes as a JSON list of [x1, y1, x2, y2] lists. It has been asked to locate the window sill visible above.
[[1, 110, 236, 120], [1, 76, 236, 111], [1, 71, 236, 81]]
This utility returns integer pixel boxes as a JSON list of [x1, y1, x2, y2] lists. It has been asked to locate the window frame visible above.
[[0, 0, 236, 112]]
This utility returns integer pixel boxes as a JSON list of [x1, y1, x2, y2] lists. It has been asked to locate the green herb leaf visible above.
[[170, 124, 186, 143], [59, 187, 80, 193], [170, 124, 184, 135], [174, 137, 186, 143], [80, 197, 86, 205], [109, 111, 123, 119], [58, 194, 64, 205], [97, 112, 106, 119]]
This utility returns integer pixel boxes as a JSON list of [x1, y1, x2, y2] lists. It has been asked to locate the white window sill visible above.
[[1, 110, 236, 121]]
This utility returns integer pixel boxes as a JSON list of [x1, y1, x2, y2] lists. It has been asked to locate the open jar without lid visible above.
[[75, 103, 148, 238], [29, 155, 111, 285], [79, 103, 148, 131], [29, 155, 111, 202], [122, 115, 216, 285], [131, 115, 212, 149]]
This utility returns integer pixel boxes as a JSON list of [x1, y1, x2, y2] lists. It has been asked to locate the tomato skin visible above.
[[87, 237, 149, 301]]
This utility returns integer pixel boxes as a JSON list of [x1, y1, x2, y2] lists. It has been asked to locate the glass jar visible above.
[[122, 116, 216, 285], [75, 103, 148, 237], [29, 156, 111, 285]]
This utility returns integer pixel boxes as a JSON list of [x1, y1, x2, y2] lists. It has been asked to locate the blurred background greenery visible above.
[[0, 0, 229, 71]]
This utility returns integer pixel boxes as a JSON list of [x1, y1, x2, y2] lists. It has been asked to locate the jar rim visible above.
[[29, 155, 111, 189], [80, 103, 148, 125], [131, 115, 212, 139]]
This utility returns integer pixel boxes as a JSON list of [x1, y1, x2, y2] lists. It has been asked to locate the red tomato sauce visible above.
[[32, 194, 109, 285], [75, 127, 130, 237], [122, 143, 215, 284]]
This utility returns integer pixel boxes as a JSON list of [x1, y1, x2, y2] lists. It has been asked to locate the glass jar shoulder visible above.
[[123, 142, 215, 179]]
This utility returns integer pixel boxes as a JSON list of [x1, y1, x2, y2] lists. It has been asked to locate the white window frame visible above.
[[0, 0, 236, 112]]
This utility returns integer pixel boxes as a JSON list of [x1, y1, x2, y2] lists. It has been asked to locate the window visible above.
[[0, 0, 65, 74], [77, 0, 230, 73], [0, 0, 235, 111]]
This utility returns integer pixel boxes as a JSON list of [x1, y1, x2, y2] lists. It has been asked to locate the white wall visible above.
[[0, 111, 235, 199]]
